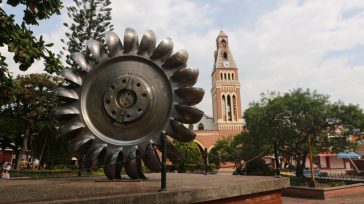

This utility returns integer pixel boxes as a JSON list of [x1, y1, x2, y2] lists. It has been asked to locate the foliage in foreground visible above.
[[0, 0, 63, 74]]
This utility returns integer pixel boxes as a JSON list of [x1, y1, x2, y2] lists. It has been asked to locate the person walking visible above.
[[1, 161, 8, 179], [1, 161, 11, 179]]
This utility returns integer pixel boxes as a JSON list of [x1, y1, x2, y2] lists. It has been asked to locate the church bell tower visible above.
[[211, 31, 243, 131]]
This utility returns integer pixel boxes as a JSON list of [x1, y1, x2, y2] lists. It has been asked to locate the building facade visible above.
[[190, 31, 244, 151]]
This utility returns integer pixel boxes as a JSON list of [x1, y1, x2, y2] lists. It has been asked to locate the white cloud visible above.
[[229, 0, 364, 110], [4, 0, 364, 117]]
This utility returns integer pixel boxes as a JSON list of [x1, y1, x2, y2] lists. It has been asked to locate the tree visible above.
[[245, 89, 364, 177], [0, 66, 15, 106], [31, 121, 69, 168], [1, 74, 65, 169], [209, 132, 273, 173], [0, 0, 63, 74], [209, 136, 239, 167], [61, 0, 113, 70], [172, 140, 202, 172]]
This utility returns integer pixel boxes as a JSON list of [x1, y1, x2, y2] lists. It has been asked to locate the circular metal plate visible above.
[[81, 56, 172, 145]]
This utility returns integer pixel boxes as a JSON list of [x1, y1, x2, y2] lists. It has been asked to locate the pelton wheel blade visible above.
[[142, 144, 161, 172], [105, 31, 123, 56], [174, 105, 204, 124], [168, 119, 196, 142], [55, 87, 79, 102], [151, 37, 173, 62], [163, 50, 188, 70], [84, 142, 107, 168], [69, 133, 94, 156], [87, 39, 103, 63], [60, 69, 82, 86], [124, 28, 139, 53], [138, 30, 156, 56], [103, 147, 123, 179], [125, 151, 145, 179], [171, 68, 199, 87], [175, 87, 204, 106], [59, 118, 84, 138], [71, 52, 90, 72], [53, 104, 79, 120]]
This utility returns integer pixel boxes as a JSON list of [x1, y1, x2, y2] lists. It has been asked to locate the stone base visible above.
[[0, 173, 289, 204], [282, 183, 364, 200]]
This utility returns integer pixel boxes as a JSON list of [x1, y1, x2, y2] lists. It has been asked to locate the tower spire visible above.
[[213, 30, 237, 71], [211, 31, 243, 131]]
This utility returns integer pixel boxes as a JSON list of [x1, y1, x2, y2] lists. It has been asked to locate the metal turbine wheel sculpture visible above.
[[55, 28, 204, 179]]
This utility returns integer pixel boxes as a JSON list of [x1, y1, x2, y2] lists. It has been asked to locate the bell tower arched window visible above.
[[198, 123, 204, 130], [233, 95, 237, 121], [221, 39, 226, 48], [227, 95, 232, 121], [223, 52, 228, 60], [222, 95, 226, 121]]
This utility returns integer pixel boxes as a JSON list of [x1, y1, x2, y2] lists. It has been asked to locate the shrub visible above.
[[166, 163, 216, 174], [243, 159, 274, 176], [52, 165, 78, 170], [289, 176, 306, 186], [10, 169, 76, 178]]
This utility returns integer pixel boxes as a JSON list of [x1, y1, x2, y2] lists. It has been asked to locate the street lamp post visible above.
[[273, 140, 280, 178], [307, 134, 316, 187]]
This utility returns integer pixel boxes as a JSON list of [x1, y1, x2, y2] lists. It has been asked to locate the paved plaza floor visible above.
[[2, 173, 363, 204], [0, 173, 288, 203]]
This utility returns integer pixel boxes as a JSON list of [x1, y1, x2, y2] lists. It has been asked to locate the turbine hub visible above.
[[103, 74, 152, 123]]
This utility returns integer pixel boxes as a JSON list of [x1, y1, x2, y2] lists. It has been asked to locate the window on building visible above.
[[222, 95, 226, 121], [223, 52, 228, 60], [224, 73, 227, 80], [228, 73, 230, 80], [227, 95, 232, 121], [198, 123, 204, 130], [221, 39, 226, 47], [220, 73, 223, 80], [189, 124, 193, 130], [233, 95, 237, 121], [232, 73, 234, 80]]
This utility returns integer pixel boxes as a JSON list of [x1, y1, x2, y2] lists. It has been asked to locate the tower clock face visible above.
[[223, 61, 230, 67]]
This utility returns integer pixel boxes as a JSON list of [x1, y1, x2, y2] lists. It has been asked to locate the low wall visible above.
[[195, 190, 282, 204], [282, 183, 364, 200]]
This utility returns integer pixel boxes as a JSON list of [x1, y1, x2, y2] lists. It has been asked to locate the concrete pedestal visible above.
[[0, 173, 289, 204]]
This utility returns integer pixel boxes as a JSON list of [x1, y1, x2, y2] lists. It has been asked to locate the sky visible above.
[[2, 0, 364, 117]]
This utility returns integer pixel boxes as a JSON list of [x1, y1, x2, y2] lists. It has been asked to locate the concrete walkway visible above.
[[0, 173, 289, 204]]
